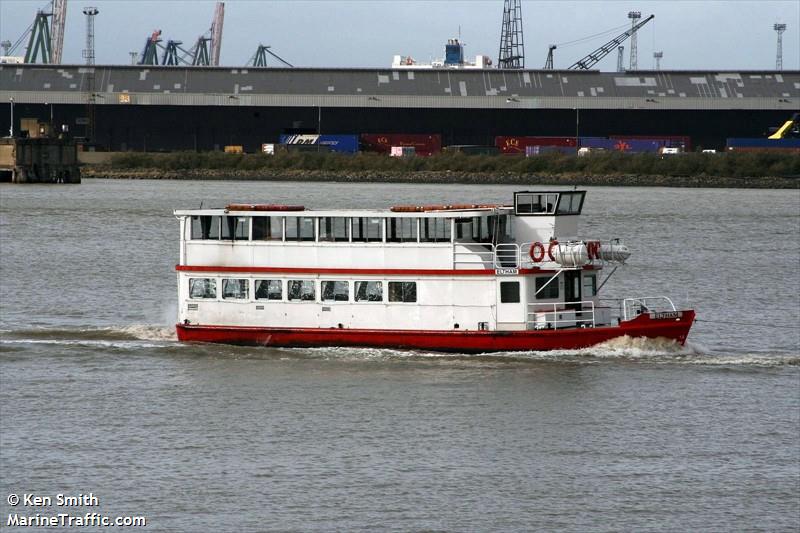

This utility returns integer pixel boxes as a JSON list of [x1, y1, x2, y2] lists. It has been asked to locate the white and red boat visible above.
[[174, 190, 694, 352]]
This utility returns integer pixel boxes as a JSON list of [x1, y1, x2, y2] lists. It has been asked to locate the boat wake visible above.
[[1, 327, 796, 367], [0, 324, 177, 350]]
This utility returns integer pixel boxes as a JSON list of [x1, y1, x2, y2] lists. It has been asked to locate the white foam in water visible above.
[[118, 324, 178, 342]]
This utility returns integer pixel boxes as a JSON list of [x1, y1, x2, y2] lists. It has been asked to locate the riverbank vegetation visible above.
[[106, 150, 800, 179]]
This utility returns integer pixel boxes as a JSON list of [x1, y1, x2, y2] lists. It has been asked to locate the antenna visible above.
[[628, 11, 641, 70], [617, 45, 624, 72], [498, 0, 524, 69], [774, 23, 786, 70], [653, 50, 663, 70], [82, 6, 98, 65]]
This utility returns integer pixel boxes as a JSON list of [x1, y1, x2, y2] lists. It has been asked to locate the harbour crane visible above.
[[50, 0, 67, 63], [247, 44, 294, 67], [210, 2, 224, 66], [567, 14, 654, 70]]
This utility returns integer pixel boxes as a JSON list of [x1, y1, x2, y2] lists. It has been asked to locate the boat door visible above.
[[564, 271, 581, 312], [496, 278, 525, 330]]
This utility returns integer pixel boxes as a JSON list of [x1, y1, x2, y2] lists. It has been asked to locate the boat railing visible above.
[[620, 296, 677, 321], [526, 301, 597, 330], [494, 243, 520, 268], [452, 242, 496, 269]]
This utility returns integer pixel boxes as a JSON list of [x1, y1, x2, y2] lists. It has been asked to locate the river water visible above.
[[1, 180, 798, 531]]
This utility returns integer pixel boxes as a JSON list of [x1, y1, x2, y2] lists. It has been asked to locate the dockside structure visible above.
[[1, 65, 797, 152]]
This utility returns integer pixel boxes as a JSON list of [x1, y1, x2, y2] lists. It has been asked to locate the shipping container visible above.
[[726, 138, 800, 153], [495, 136, 576, 154], [525, 145, 576, 156], [443, 145, 500, 155], [610, 135, 692, 151], [279, 134, 359, 153], [360, 134, 441, 156], [579, 138, 661, 153], [390, 146, 416, 157]]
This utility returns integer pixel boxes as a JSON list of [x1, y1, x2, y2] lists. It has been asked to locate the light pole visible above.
[[9, 97, 13, 138], [575, 107, 580, 149]]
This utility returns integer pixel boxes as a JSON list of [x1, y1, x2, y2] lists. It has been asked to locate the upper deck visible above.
[[175, 191, 596, 272]]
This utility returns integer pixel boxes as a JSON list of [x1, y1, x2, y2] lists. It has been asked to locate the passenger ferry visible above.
[[174, 190, 694, 352]]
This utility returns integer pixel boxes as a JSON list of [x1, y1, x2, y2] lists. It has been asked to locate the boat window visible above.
[[255, 280, 282, 300], [487, 215, 513, 243], [535, 276, 559, 299], [288, 280, 316, 301], [500, 281, 520, 303], [556, 192, 585, 215], [252, 217, 283, 241], [420, 218, 451, 242], [321, 281, 349, 302], [189, 278, 217, 299], [387, 217, 417, 242], [583, 274, 597, 297], [454, 217, 473, 242], [515, 193, 558, 215], [222, 278, 249, 299], [285, 217, 316, 242], [190, 216, 219, 240], [319, 217, 350, 242], [388, 282, 417, 303], [221, 216, 249, 241], [355, 281, 383, 302], [352, 217, 383, 242]]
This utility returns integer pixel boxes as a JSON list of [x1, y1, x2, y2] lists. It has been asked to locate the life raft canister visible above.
[[547, 240, 560, 262], [529, 242, 546, 262]]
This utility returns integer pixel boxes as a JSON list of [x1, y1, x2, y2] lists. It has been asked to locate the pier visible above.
[[0, 136, 80, 183]]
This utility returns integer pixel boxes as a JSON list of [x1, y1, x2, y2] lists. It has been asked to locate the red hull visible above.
[[176, 311, 694, 353]]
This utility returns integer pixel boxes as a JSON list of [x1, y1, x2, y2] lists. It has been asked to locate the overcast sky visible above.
[[1, 1, 798, 70]]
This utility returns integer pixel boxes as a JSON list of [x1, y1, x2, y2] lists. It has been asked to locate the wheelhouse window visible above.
[[355, 281, 383, 302], [189, 278, 217, 299], [255, 280, 282, 300], [252, 217, 283, 240], [221, 216, 249, 241], [515, 193, 558, 215], [321, 281, 349, 302], [556, 192, 586, 215], [388, 282, 417, 303], [387, 217, 417, 242], [222, 278, 249, 299], [352, 217, 383, 242], [319, 217, 350, 242], [583, 274, 597, 297], [190, 215, 219, 240], [288, 280, 316, 301], [535, 276, 559, 299], [500, 281, 520, 303], [285, 217, 316, 241], [420, 218, 451, 242]]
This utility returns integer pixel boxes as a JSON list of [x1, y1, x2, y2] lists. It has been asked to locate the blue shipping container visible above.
[[726, 138, 800, 148], [279, 134, 360, 153]]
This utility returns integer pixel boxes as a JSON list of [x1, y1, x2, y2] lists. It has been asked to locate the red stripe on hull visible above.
[[176, 311, 694, 353]]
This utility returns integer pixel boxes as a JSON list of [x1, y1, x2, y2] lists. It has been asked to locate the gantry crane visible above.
[[247, 44, 294, 67]]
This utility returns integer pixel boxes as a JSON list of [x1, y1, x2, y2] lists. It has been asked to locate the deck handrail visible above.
[[527, 300, 597, 329]]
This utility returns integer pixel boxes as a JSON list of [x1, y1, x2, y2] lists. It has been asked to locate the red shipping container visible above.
[[495, 136, 577, 154], [361, 134, 442, 156]]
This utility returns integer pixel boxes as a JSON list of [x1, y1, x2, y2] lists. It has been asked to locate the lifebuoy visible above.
[[547, 240, 559, 262], [530, 242, 546, 263]]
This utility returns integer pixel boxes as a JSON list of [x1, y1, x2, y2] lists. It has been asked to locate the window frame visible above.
[[388, 281, 418, 303], [188, 277, 218, 299], [354, 281, 384, 302], [221, 278, 249, 300], [534, 276, 560, 300], [321, 280, 350, 302], [255, 279, 283, 301], [287, 279, 316, 302]]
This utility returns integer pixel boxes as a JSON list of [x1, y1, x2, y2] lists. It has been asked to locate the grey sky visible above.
[[1, 1, 798, 70]]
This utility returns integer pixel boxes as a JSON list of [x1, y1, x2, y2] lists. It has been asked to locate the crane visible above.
[[50, 0, 67, 63], [247, 44, 294, 68], [210, 2, 224, 66], [567, 14, 654, 70]]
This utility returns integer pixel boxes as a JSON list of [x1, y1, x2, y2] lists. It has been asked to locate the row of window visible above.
[[189, 278, 418, 303], [189, 215, 512, 244]]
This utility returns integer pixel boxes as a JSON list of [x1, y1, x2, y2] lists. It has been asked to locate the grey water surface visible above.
[[1, 180, 798, 532]]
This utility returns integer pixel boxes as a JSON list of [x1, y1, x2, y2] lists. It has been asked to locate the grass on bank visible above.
[[108, 150, 800, 178]]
